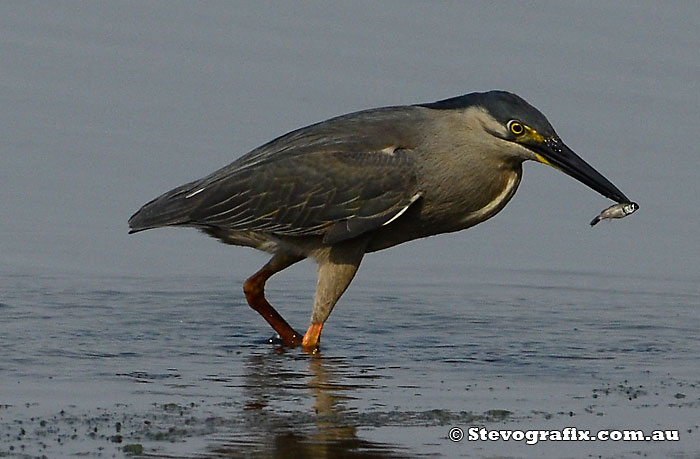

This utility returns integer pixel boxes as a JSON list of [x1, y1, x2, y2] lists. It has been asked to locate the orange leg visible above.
[[301, 241, 365, 352], [243, 254, 303, 347], [301, 323, 324, 352]]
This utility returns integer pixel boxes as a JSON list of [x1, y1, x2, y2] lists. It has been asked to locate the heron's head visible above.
[[421, 91, 629, 203]]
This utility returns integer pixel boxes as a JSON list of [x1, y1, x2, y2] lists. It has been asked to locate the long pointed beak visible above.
[[532, 138, 630, 203]]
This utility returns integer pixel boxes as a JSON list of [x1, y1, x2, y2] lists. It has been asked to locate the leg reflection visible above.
[[207, 351, 409, 458]]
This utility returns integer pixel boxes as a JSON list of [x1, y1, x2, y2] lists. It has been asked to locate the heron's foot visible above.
[[301, 323, 324, 354], [267, 331, 303, 348], [268, 331, 319, 353]]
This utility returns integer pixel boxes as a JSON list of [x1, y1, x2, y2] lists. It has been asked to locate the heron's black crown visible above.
[[419, 90, 556, 138]]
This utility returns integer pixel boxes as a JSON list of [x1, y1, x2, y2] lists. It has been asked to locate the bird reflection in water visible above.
[[206, 350, 410, 458]]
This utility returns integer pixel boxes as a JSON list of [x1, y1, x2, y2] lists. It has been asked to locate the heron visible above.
[[128, 90, 631, 352]]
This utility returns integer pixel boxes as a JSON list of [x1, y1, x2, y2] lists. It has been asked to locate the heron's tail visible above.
[[128, 181, 202, 233], [589, 216, 601, 227]]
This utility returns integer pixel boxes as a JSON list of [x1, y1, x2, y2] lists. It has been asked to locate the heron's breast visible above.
[[461, 169, 521, 225], [423, 166, 521, 233], [364, 166, 522, 252]]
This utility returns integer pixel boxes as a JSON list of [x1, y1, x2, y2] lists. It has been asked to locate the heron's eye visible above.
[[507, 120, 525, 136]]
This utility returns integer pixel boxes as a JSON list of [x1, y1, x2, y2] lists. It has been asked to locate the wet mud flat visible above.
[[2, 358, 699, 458]]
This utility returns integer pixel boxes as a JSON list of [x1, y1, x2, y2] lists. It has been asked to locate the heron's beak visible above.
[[532, 138, 629, 203]]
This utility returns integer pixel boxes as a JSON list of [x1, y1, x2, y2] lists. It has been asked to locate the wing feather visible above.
[[129, 106, 426, 242]]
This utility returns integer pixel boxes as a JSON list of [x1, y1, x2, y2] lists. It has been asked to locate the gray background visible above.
[[3, 1, 698, 282]]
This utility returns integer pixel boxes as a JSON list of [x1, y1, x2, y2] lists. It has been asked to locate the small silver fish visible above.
[[590, 202, 639, 226]]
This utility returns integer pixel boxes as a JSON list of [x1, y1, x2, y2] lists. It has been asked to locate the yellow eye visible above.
[[507, 120, 524, 136]]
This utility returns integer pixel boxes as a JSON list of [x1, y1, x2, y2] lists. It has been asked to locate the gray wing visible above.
[[129, 106, 426, 244], [205, 149, 417, 244], [129, 150, 421, 247], [129, 150, 418, 244], [128, 106, 428, 244]]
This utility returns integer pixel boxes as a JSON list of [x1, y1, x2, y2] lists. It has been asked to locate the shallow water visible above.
[[2, 267, 698, 457]]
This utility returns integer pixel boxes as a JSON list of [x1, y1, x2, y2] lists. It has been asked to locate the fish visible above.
[[590, 202, 639, 226]]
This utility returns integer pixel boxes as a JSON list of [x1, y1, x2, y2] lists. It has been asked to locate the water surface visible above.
[[2, 267, 698, 457]]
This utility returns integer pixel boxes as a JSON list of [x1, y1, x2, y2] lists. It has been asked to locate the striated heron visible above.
[[129, 91, 631, 352]]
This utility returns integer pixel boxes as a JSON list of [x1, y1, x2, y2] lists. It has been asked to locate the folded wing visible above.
[[129, 147, 419, 244]]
